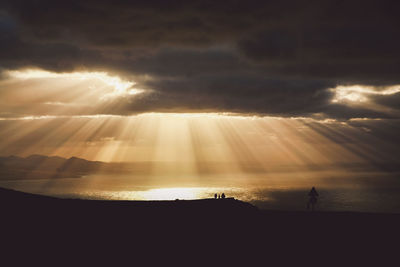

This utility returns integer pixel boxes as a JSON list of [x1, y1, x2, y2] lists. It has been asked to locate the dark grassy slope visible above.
[[1, 187, 399, 265]]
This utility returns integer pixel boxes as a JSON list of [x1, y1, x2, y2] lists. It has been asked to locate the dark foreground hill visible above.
[[1, 187, 399, 265]]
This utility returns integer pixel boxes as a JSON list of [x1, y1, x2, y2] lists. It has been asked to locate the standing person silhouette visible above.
[[214, 193, 218, 199], [307, 187, 319, 211], [221, 193, 225, 199]]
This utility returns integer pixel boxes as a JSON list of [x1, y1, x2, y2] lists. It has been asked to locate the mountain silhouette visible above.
[[0, 154, 104, 180]]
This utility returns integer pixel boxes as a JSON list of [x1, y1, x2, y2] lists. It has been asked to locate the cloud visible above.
[[0, 0, 400, 118]]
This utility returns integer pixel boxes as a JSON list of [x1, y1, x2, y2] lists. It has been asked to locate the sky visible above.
[[0, 1, 400, 203], [0, 0, 400, 118]]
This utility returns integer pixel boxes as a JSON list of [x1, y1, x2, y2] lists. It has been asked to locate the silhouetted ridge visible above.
[[0, 186, 258, 216], [0, 154, 104, 180], [1, 186, 400, 265]]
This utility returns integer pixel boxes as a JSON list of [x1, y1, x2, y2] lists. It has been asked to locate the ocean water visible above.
[[1, 172, 400, 213]]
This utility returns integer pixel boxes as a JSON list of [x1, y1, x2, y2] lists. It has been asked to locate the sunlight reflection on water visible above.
[[109, 187, 213, 200], [66, 187, 271, 202], [1, 174, 400, 213]]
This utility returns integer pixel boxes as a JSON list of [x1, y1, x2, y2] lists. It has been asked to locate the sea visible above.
[[1, 171, 400, 213]]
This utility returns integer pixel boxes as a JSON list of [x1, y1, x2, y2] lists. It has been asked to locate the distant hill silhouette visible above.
[[0, 154, 104, 180], [2, 154, 399, 181], [0, 154, 200, 180]]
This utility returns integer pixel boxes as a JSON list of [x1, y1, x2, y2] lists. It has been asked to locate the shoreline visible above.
[[2, 186, 400, 216], [2, 186, 400, 264]]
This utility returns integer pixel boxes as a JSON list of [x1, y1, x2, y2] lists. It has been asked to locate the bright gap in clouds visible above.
[[5, 69, 144, 99], [331, 85, 400, 103]]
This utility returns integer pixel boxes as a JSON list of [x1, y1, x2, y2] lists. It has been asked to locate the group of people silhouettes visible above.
[[211, 188, 318, 211], [214, 193, 226, 199]]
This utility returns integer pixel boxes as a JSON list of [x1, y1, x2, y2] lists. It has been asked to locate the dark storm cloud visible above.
[[372, 93, 400, 110], [115, 75, 335, 116], [1, 0, 400, 118]]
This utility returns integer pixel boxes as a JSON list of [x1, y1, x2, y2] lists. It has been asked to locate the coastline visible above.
[[1, 186, 400, 264]]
